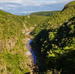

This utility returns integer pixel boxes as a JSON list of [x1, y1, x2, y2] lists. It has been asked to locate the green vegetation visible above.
[[33, 1, 75, 35], [0, 1, 75, 74], [30, 1, 75, 73], [0, 52, 30, 74], [65, 1, 75, 7], [22, 15, 49, 27], [0, 10, 49, 73], [31, 11, 60, 16]]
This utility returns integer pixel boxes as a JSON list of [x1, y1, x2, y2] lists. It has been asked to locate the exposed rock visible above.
[[5, 38, 17, 50], [0, 40, 5, 52]]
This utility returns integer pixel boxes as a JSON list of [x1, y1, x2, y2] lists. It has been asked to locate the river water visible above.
[[26, 40, 37, 64]]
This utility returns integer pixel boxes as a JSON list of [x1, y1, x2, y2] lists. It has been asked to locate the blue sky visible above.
[[0, 0, 74, 15]]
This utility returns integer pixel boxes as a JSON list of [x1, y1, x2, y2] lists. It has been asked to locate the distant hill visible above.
[[65, 1, 75, 8], [31, 11, 60, 16]]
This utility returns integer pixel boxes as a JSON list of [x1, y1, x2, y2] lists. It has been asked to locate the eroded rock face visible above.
[[24, 52, 34, 73], [0, 26, 36, 73], [25, 51, 32, 56], [0, 40, 5, 52], [5, 38, 17, 50], [0, 38, 17, 52], [0, 59, 7, 74]]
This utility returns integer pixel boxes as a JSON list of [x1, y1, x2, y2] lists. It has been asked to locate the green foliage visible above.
[[31, 16, 75, 73], [0, 9, 49, 73], [31, 11, 60, 16], [33, 1, 75, 35], [65, 1, 75, 8], [0, 52, 30, 74], [22, 15, 49, 27], [30, 1, 75, 73]]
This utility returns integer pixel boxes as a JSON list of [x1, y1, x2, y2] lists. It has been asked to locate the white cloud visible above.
[[0, 0, 74, 15], [21, 0, 57, 6], [0, 0, 74, 6], [0, 7, 4, 10], [0, 0, 22, 3]]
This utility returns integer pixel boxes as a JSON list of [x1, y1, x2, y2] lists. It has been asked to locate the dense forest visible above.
[[0, 1, 75, 74]]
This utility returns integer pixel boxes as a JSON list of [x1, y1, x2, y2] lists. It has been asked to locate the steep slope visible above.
[[0, 10, 31, 73], [30, 1, 75, 73], [65, 1, 75, 8], [22, 15, 49, 27], [0, 10, 49, 73], [33, 1, 75, 36]]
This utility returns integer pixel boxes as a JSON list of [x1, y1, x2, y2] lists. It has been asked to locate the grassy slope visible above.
[[22, 15, 49, 27], [0, 10, 30, 73], [31, 11, 60, 16], [33, 1, 75, 35], [0, 10, 49, 73]]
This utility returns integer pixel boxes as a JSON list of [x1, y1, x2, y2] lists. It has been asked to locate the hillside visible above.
[[0, 10, 49, 73], [0, 10, 31, 73], [65, 1, 75, 8], [22, 15, 49, 27], [31, 11, 60, 16], [30, 1, 75, 74], [33, 1, 75, 35]]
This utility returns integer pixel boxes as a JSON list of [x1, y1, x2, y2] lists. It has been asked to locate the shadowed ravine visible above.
[[26, 39, 39, 73], [26, 17, 75, 74]]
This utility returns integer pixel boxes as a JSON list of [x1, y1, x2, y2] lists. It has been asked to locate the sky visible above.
[[0, 0, 74, 15]]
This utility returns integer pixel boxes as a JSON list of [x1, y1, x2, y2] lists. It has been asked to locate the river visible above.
[[26, 40, 37, 64]]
